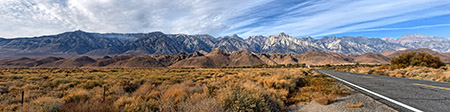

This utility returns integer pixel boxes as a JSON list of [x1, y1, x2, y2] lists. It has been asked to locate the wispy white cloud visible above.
[[0, 0, 450, 38], [309, 9, 450, 37], [354, 24, 450, 32], [0, 0, 271, 38], [227, 0, 450, 38]]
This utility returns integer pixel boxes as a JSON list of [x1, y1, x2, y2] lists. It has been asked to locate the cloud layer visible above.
[[1, 0, 450, 38]]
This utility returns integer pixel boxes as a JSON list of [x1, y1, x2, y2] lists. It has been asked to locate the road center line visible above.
[[414, 83, 450, 91], [319, 70, 423, 112]]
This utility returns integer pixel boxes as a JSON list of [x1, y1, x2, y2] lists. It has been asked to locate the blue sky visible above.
[[1, 0, 450, 39]]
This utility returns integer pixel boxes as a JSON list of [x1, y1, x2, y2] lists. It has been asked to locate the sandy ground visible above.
[[286, 70, 398, 112], [287, 83, 397, 112]]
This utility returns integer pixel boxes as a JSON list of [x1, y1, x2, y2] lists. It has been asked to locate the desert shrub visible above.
[[114, 79, 142, 93], [0, 104, 20, 111], [77, 80, 103, 89], [8, 86, 21, 92], [62, 98, 117, 112], [339, 65, 450, 82], [62, 89, 90, 102], [114, 96, 135, 109], [367, 70, 375, 74], [291, 74, 344, 105], [377, 64, 389, 70], [367, 70, 386, 75], [143, 90, 161, 101], [23, 97, 63, 112], [160, 80, 203, 104], [179, 93, 224, 112], [50, 78, 70, 88], [217, 82, 282, 112], [57, 82, 76, 90], [372, 70, 386, 75], [26, 76, 41, 81], [254, 73, 302, 105], [391, 52, 445, 69], [10, 74, 23, 79], [0, 86, 8, 94], [21, 84, 40, 90], [132, 82, 156, 96], [122, 97, 158, 112], [109, 85, 128, 97]]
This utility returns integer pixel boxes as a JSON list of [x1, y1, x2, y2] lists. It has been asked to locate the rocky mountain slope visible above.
[[0, 48, 448, 68], [383, 34, 450, 52], [0, 31, 448, 58]]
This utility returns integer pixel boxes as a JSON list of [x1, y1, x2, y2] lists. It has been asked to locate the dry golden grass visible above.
[[22, 97, 63, 112], [290, 74, 347, 105], [330, 65, 450, 82], [0, 68, 343, 111]]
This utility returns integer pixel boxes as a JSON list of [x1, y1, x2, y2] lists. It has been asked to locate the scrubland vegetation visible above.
[[0, 68, 345, 111], [324, 52, 450, 82], [390, 52, 445, 69], [328, 65, 450, 82]]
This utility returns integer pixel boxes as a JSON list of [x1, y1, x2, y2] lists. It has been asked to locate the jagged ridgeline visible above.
[[0, 31, 449, 58]]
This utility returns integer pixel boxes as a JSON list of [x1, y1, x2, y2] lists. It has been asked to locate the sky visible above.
[[1, 0, 450, 39]]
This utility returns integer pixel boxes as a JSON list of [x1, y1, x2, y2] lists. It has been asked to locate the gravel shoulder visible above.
[[287, 82, 397, 112]]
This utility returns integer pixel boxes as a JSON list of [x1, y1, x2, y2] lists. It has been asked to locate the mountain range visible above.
[[0, 30, 449, 58], [0, 48, 449, 68]]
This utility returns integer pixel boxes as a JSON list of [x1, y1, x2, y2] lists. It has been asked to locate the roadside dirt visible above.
[[287, 82, 397, 112]]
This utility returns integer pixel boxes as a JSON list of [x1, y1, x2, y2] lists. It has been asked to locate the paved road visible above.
[[318, 69, 450, 112]]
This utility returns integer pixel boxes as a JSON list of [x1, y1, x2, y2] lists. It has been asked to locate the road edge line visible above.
[[320, 70, 423, 112]]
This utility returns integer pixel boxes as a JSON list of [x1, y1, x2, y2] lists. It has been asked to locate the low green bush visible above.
[[391, 52, 445, 69]]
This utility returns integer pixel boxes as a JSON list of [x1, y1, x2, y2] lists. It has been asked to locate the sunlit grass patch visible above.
[[0, 68, 344, 111]]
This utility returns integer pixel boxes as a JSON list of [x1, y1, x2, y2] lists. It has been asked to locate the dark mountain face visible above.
[[0, 31, 127, 57], [171, 34, 217, 53], [215, 35, 252, 53], [124, 32, 183, 55], [0, 38, 10, 46], [0, 31, 219, 57], [0, 31, 447, 58]]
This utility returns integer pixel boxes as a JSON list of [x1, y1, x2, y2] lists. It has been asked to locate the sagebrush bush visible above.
[[217, 82, 282, 112], [292, 74, 345, 104], [62, 97, 117, 112], [122, 99, 154, 112], [391, 52, 445, 69], [77, 80, 102, 89], [50, 78, 70, 88], [115, 79, 142, 93], [21, 84, 40, 90], [178, 93, 224, 112], [23, 97, 63, 112], [62, 89, 90, 102], [132, 82, 156, 96], [114, 96, 135, 109]]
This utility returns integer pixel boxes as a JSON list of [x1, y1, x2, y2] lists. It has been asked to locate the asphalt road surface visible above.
[[318, 69, 450, 112]]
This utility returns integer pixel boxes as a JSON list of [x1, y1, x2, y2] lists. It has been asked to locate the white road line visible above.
[[320, 70, 423, 112]]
